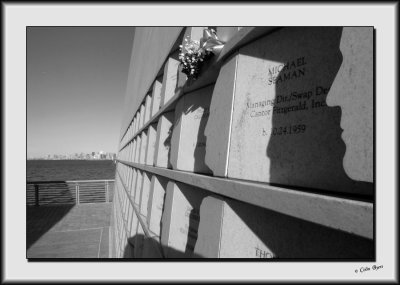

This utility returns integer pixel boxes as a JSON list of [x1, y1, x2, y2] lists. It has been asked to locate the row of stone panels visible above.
[[119, 27, 241, 147], [116, 26, 374, 258], [113, 173, 149, 258], [119, 27, 222, 156], [112, 177, 126, 257], [119, 27, 242, 151], [119, 26, 373, 198], [119, 44, 182, 148], [118, 84, 212, 175], [114, 162, 373, 258], [112, 164, 159, 258]]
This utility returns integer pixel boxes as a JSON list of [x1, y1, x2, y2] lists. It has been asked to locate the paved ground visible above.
[[27, 203, 111, 258]]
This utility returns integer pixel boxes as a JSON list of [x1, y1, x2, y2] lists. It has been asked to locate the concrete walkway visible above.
[[27, 203, 111, 258]]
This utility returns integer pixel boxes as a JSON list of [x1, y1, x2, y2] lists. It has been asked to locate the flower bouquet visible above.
[[179, 28, 224, 81]]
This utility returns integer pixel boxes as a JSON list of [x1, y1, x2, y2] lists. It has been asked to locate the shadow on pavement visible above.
[[26, 204, 74, 250]]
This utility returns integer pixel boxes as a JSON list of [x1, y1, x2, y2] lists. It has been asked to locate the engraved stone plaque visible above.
[[145, 123, 157, 166], [130, 139, 137, 163], [134, 135, 141, 164], [136, 109, 142, 132], [127, 142, 133, 163], [134, 170, 143, 206], [139, 172, 151, 217], [160, 181, 208, 258], [153, 112, 174, 168], [128, 168, 137, 196], [139, 104, 145, 130], [170, 85, 214, 174], [144, 94, 152, 125], [147, 175, 168, 237], [130, 209, 138, 237], [205, 27, 373, 196], [134, 115, 138, 134], [160, 56, 180, 107], [194, 195, 374, 258], [139, 130, 148, 164], [150, 78, 162, 118], [126, 201, 134, 234]]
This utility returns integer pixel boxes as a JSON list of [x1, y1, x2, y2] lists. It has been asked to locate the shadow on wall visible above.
[[192, 97, 212, 175], [265, 27, 373, 197], [231, 27, 373, 197], [262, 27, 370, 196], [223, 197, 374, 259], [164, 124, 174, 169], [177, 183, 202, 257], [218, 27, 374, 258], [182, 98, 213, 174], [158, 176, 168, 245], [119, 204, 374, 259], [121, 234, 204, 258]]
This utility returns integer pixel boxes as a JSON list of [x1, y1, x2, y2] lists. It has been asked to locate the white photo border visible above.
[[3, 2, 398, 283]]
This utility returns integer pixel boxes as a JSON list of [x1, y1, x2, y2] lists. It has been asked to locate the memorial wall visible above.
[[112, 26, 374, 259]]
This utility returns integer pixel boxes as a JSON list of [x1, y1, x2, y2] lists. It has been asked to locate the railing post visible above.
[[106, 181, 109, 203], [75, 183, 79, 205], [34, 184, 39, 207]]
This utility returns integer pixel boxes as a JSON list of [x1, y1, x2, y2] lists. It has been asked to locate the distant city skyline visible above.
[[27, 27, 135, 157], [27, 150, 116, 160]]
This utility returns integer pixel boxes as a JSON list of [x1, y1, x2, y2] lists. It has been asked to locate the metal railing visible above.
[[26, 179, 115, 206]]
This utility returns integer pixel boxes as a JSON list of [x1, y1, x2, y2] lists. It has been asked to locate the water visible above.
[[27, 160, 116, 181]]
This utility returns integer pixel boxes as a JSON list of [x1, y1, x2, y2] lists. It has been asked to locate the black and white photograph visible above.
[[3, 2, 397, 283]]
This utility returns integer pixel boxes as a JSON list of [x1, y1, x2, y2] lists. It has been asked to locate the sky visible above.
[[27, 27, 135, 157]]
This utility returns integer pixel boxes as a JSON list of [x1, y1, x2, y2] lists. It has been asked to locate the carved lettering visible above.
[[267, 57, 307, 85], [255, 247, 275, 258]]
